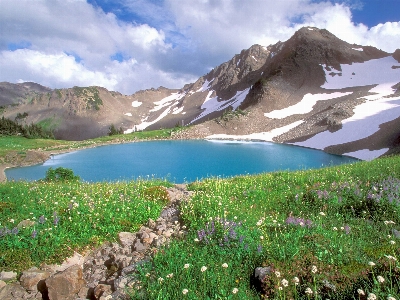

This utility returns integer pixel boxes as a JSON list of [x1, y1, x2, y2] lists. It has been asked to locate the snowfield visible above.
[[292, 55, 400, 160]]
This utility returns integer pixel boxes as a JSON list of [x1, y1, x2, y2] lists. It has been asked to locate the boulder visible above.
[[0, 282, 27, 299], [94, 283, 112, 299], [45, 265, 86, 300], [117, 232, 136, 248], [19, 268, 51, 292], [0, 271, 17, 282]]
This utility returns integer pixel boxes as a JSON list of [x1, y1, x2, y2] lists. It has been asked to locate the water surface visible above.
[[6, 140, 358, 183]]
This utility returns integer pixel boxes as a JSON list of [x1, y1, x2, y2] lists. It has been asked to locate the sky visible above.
[[0, 0, 399, 95]]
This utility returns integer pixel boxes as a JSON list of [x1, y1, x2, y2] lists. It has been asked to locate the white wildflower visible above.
[[232, 288, 238, 294], [222, 263, 228, 268], [367, 293, 377, 300], [305, 287, 313, 295], [281, 279, 289, 287], [311, 265, 318, 274], [357, 289, 365, 295], [377, 275, 385, 283], [182, 289, 188, 295], [201, 266, 207, 272]]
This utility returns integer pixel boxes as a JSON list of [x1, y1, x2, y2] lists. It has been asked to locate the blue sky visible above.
[[0, 0, 399, 94]]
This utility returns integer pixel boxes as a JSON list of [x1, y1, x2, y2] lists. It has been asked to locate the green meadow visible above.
[[1, 134, 399, 299]]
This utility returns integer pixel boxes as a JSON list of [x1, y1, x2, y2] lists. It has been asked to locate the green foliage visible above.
[[142, 186, 170, 204], [0, 116, 54, 139], [73, 86, 103, 110], [44, 167, 80, 182], [108, 124, 123, 136], [215, 108, 247, 125], [0, 179, 170, 273], [15, 112, 28, 121]]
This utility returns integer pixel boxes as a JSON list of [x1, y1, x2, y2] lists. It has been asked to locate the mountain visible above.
[[1, 27, 399, 160]]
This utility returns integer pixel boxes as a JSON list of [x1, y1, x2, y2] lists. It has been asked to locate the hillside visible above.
[[1, 27, 399, 159]]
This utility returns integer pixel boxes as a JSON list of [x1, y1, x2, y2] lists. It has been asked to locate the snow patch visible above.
[[251, 55, 257, 61], [131, 100, 142, 107], [172, 106, 184, 114], [308, 28, 314, 31], [151, 92, 184, 112], [293, 96, 400, 157], [343, 148, 389, 161], [191, 88, 250, 123], [197, 79, 214, 92], [322, 56, 400, 89], [206, 121, 304, 142], [264, 92, 352, 119], [352, 47, 363, 51], [124, 113, 132, 116], [125, 107, 172, 133]]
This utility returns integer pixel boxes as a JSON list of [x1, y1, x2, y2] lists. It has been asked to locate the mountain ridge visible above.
[[1, 27, 400, 160]]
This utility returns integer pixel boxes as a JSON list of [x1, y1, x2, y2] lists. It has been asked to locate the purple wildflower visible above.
[[344, 225, 351, 234], [257, 245, 263, 253], [53, 216, 60, 226], [38, 215, 46, 224], [31, 230, 38, 238], [11, 227, 19, 235]]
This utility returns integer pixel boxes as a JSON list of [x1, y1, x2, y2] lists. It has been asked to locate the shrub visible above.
[[44, 167, 80, 182], [142, 186, 170, 204]]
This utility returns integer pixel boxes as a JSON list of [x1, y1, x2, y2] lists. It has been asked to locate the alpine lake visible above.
[[6, 140, 358, 183]]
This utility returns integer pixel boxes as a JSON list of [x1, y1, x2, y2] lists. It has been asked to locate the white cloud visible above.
[[0, 0, 399, 94]]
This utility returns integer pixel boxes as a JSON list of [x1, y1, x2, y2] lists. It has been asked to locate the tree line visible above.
[[0, 116, 54, 139]]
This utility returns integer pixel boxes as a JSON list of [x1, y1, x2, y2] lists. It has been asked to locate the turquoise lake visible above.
[[5, 140, 358, 183]]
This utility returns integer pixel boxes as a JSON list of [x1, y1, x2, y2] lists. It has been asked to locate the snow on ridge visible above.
[[352, 47, 363, 51], [131, 100, 142, 107], [322, 56, 400, 90], [124, 106, 172, 133], [206, 120, 304, 142], [151, 92, 184, 112], [172, 106, 184, 114], [251, 55, 257, 61], [196, 78, 214, 92], [293, 95, 400, 158], [124, 113, 132, 116], [264, 92, 352, 119], [191, 88, 250, 123]]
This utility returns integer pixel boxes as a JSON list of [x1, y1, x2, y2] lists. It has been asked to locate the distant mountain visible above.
[[1, 27, 399, 160]]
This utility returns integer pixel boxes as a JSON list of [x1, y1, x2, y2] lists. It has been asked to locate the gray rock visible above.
[[19, 268, 51, 292], [0, 280, 6, 290], [17, 219, 36, 229], [94, 283, 112, 299], [45, 265, 86, 300], [0, 282, 27, 299], [117, 232, 136, 248], [133, 240, 147, 252], [0, 271, 17, 282]]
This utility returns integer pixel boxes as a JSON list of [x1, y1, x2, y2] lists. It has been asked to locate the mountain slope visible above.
[[1, 27, 399, 160]]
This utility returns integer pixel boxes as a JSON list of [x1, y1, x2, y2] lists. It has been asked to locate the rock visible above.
[[117, 232, 136, 248], [17, 219, 36, 229], [0, 280, 6, 290], [251, 266, 273, 292], [94, 284, 113, 299], [147, 218, 156, 230], [45, 264, 86, 300], [0, 271, 17, 282], [133, 239, 147, 252], [0, 282, 27, 299], [19, 268, 51, 292]]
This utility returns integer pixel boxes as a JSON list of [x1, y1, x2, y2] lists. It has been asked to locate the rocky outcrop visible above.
[[0, 185, 193, 300]]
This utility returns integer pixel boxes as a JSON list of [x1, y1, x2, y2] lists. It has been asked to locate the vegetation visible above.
[[1, 153, 400, 299], [0, 116, 54, 139], [216, 108, 247, 125], [73, 86, 103, 110], [108, 124, 124, 136], [43, 167, 80, 182]]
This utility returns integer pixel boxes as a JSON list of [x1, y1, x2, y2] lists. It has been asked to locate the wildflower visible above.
[[194, 238, 199, 242], [319, 212, 326, 216], [256, 220, 263, 226], [145, 273, 150, 277], [293, 277, 299, 285], [367, 293, 377, 300], [275, 271, 281, 278], [333, 227, 338, 231], [281, 279, 289, 287], [385, 255, 397, 261], [311, 265, 318, 274], [222, 263, 228, 268], [158, 277, 164, 283], [232, 288, 238, 294], [260, 235, 264, 240], [184, 264, 190, 269], [387, 297, 396, 300], [390, 240, 396, 245], [305, 287, 313, 295], [201, 266, 207, 272], [357, 289, 365, 295], [166, 273, 173, 278], [53, 216, 60, 226], [257, 245, 263, 253], [31, 230, 37, 239], [9, 219, 15, 223], [368, 261, 376, 266], [11, 227, 19, 235], [182, 289, 188, 295], [377, 275, 385, 283]]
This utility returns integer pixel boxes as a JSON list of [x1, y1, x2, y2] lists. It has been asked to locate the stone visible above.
[[252, 266, 273, 292], [0, 280, 6, 290], [94, 284, 113, 299], [17, 219, 36, 229], [19, 269, 51, 292], [0, 271, 17, 282], [147, 218, 156, 229], [0, 282, 26, 299], [133, 240, 147, 252], [117, 232, 136, 247], [163, 228, 174, 238], [45, 264, 86, 300]]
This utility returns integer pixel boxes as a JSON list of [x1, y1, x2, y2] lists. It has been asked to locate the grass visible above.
[[0, 127, 185, 163], [0, 140, 399, 299]]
